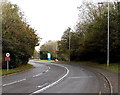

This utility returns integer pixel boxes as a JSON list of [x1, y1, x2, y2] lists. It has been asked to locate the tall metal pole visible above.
[[56, 42, 57, 58], [69, 31, 70, 62], [107, 1, 110, 67], [98, 1, 110, 67]]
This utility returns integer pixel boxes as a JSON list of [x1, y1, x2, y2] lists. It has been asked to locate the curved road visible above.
[[2, 60, 110, 94]]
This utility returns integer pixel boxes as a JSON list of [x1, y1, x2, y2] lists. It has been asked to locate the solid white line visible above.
[[3, 78, 26, 87], [31, 63, 69, 94], [37, 83, 48, 88]]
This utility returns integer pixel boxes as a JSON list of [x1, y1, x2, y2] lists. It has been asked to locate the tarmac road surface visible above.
[[2, 60, 111, 94]]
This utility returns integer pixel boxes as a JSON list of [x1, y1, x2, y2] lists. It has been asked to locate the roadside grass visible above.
[[57, 61, 120, 73], [33, 59, 54, 61], [0, 64, 34, 76]]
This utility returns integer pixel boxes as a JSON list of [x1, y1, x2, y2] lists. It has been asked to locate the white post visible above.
[[107, 1, 110, 67]]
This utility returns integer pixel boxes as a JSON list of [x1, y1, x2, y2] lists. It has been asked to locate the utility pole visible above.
[[56, 42, 57, 59], [98, 1, 110, 67], [69, 31, 71, 63], [107, 1, 110, 67]]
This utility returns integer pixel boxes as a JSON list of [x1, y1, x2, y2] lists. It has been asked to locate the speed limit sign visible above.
[[6, 53, 10, 57]]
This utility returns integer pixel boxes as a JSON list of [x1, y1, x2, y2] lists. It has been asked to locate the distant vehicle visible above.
[[54, 59, 58, 62]]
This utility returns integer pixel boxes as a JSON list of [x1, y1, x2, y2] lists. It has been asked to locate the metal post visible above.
[[7, 61, 9, 71], [107, 1, 110, 67], [98, 1, 110, 67], [56, 42, 57, 58], [69, 31, 70, 62]]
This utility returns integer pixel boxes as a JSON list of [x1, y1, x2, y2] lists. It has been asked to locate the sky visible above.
[[9, 0, 116, 51]]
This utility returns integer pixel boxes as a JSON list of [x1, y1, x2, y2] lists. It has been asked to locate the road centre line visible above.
[[33, 73, 42, 78], [99, 91, 102, 95], [48, 66, 51, 70], [33, 67, 50, 78], [31, 63, 69, 94], [3, 78, 26, 87], [45, 69, 49, 73]]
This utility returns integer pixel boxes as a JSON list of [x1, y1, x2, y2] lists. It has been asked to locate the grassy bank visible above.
[[58, 61, 120, 73], [0, 64, 34, 76]]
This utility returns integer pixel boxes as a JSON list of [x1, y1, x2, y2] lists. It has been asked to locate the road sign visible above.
[[47, 53, 51, 60], [6, 53, 10, 57], [5, 57, 10, 61]]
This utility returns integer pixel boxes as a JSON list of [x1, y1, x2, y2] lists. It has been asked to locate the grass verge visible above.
[[57, 61, 120, 73], [33, 59, 54, 61], [0, 64, 34, 76]]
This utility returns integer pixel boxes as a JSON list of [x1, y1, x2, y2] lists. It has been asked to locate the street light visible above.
[[98, 1, 110, 67], [56, 41, 58, 59], [69, 30, 71, 62], [39, 38, 42, 60]]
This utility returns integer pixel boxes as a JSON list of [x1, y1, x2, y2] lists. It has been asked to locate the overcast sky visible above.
[[9, 0, 116, 51]]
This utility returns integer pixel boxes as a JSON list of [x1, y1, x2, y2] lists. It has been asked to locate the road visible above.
[[2, 60, 111, 94]]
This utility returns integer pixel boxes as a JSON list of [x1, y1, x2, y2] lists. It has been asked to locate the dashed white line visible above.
[[99, 91, 101, 95], [3, 78, 26, 87], [33, 66, 50, 78], [45, 69, 49, 73], [48, 66, 51, 70], [3, 81, 18, 87], [17, 78, 26, 82], [33, 73, 42, 78], [31, 63, 69, 94]]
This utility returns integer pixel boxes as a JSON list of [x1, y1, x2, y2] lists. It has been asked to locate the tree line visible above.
[[2, 1, 39, 69], [40, 40, 57, 60], [57, 2, 120, 63]]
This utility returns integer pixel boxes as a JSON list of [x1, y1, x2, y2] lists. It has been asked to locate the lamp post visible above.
[[69, 31, 71, 63], [98, 1, 110, 67], [56, 42, 58, 59], [39, 38, 42, 60], [107, 1, 110, 67]]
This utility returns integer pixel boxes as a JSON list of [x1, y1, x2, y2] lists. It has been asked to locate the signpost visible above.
[[5, 53, 10, 71]]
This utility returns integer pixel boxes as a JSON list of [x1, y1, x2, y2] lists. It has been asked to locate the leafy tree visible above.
[[2, 1, 39, 69], [40, 40, 58, 59], [58, 2, 120, 63]]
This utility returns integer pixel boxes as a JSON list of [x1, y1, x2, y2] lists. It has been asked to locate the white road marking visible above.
[[69, 76, 93, 79], [3, 78, 26, 87], [48, 66, 51, 70], [17, 78, 26, 82], [33, 66, 50, 78], [99, 91, 101, 95], [31, 63, 69, 94], [45, 69, 49, 73], [3, 81, 18, 87], [37, 83, 48, 88], [33, 73, 42, 78]]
